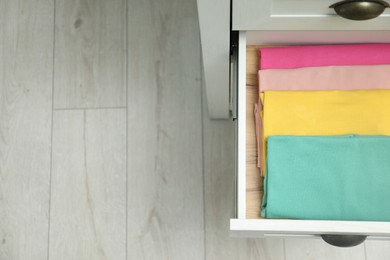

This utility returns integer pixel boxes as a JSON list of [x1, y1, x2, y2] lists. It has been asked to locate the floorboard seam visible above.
[[54, 106, 128, 111], [125, 0, 129, 259], [47, 0, 56, 259]]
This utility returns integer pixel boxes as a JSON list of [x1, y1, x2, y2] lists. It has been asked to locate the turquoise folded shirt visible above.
[[262, 135, 390, 221]]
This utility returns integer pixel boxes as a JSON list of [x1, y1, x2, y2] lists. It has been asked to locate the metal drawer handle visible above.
[[321, 234, 367, 247], [330, 0, 390, 20]]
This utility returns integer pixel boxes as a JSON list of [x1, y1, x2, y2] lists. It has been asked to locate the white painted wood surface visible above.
[[237, 32, 247, 219], [0, 0, 53, 259], [49, 109, 126, 259], [285, 238, 366, 260], [231, 219, 390, 237], [127, 0, 205, 259], [197, 0, 231, 119], [233, 0, 390, 30], [366, 241, 390, 259], [246, 31, 390, 45], [54, 0, 126, 109]]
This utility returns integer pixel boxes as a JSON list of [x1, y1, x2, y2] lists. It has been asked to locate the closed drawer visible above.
[[230, 31, 390, 241], [233, 0, 390, 30]]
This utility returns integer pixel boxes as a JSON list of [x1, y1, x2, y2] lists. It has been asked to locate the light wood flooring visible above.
[[0, 0, 388, 259]]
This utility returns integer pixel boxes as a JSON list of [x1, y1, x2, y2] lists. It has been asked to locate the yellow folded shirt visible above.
[[261, 90, 390, 175]]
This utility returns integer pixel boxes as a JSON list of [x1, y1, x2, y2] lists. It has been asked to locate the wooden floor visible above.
[[0, 0, 388, 259]]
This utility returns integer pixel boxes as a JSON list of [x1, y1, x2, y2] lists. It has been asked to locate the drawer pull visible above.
[[321, 234, 367, 247], [329, 0, 390, 20]]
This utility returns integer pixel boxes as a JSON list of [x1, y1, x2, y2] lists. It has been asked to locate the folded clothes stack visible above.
[[256, 44, 390, 221]]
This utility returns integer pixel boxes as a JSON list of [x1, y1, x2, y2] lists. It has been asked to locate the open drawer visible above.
[[230, 31, 390, 244]]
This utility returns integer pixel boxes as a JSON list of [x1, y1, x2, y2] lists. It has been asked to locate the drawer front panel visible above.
[[233, 0, 390, 30]]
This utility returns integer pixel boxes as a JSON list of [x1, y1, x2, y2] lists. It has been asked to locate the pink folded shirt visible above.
[[259, 64, 390, 92], [259, 44, 390, 70]]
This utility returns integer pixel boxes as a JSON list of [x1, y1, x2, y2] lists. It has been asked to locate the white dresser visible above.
[[197, 0, 390, 246]]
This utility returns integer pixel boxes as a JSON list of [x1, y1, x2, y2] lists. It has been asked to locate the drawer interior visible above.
[[232, 33, 390, 238]]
